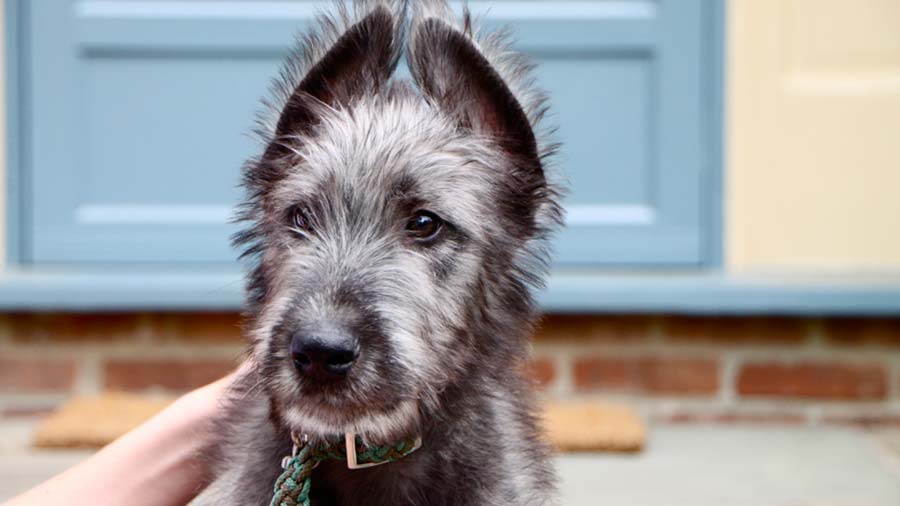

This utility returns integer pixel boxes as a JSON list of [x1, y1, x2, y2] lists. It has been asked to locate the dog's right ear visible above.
[[264, 2, 400, 159]]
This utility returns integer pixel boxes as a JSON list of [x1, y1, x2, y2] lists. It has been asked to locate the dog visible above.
[[194, 0, 562, 504]]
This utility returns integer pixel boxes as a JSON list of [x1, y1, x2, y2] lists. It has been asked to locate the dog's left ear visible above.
[[408, 13, 542, 176]]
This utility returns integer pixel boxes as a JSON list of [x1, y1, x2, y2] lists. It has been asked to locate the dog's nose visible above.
[[290, 331, 359, 380]]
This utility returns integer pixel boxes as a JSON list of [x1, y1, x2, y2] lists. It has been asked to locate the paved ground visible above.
[[2, 419, 899, 505], [557, 427, 900, 506]]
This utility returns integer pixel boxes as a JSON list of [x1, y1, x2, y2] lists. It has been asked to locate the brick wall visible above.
[[0, 313, 244, 417], [1, 313, 899, 426], [533, 316, 900, 426]]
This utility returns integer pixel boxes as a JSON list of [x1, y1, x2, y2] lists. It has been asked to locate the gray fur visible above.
[[194, 1, 563, 504]]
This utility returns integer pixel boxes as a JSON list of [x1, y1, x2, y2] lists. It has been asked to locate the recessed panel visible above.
[[31, 54, 282, 262], [82, 55, 276, 210], [536, 54, 653, 209]]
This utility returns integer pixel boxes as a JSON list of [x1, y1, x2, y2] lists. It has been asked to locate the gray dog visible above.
[[194, 1, 562, 504]]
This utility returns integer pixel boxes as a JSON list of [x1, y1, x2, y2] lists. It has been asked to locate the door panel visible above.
[[21, 0, 715, 266]]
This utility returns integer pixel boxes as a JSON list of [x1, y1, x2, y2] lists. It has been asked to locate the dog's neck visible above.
[[307, 360, 532, 506]]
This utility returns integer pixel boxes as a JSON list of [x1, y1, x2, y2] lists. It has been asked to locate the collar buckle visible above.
[[344, 432, 423, 470]]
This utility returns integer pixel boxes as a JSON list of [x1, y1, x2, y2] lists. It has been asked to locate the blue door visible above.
[[13, 0, 719, 267]]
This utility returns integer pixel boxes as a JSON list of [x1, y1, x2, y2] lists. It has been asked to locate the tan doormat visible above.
[[33, 393, 175, 449], [541, 401, 645, 453], [34, 394, 645, 453]]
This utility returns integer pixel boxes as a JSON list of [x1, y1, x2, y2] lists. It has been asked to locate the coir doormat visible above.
[[33, 394, 646, 453]]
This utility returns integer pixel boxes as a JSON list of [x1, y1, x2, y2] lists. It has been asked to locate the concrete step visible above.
[[2, 422, 899, 505]]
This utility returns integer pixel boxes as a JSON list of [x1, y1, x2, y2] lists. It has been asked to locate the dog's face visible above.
[[236, 1, 559, 442]]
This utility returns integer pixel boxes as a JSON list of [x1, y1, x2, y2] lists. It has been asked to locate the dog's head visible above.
[[235, 0, 561, 442]]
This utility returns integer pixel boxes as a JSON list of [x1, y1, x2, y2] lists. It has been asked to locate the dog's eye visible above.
[[289, 207, 313, 236], [406, 211, 443, 242]]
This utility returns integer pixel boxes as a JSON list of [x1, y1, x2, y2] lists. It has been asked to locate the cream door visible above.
[[728, 0, 900, 271]]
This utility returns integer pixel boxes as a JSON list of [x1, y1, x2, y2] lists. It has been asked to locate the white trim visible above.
[[565, 204, 657, 226], [75, 204, 234, 225]]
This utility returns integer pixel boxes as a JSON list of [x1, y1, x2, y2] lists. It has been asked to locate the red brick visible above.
[[737, 361, 887, 400], [0, 404, 59, 418], [524, 357, 556, 388], [573, 356, 719, 395], [9, 313, 141, 342], [0, 355, 77, 392], [165, 312, 245, 343], [662, 316, 807, 344], [823, 318, 900, 347], [655, 411, 807, 425], [535, 314, 651, 342], [822, 413, 900, 427], [104, 358, 236, 392]]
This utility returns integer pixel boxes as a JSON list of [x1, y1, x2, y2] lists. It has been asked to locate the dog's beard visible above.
[[263, 348, 427, 444], [279, 397, 422, 444]]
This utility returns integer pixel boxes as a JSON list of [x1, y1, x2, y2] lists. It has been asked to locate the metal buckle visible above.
[[344, 432, 423, 470], [282, 433, 320, 470]]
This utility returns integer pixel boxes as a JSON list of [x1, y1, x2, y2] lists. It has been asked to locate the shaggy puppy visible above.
[[194, 0, 562, 504]]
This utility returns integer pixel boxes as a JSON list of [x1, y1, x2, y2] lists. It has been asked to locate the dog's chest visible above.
[[310, 454, 441, 506]]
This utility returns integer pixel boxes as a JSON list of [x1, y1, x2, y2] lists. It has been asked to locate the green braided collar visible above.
[[270, 432, 422, 506]]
